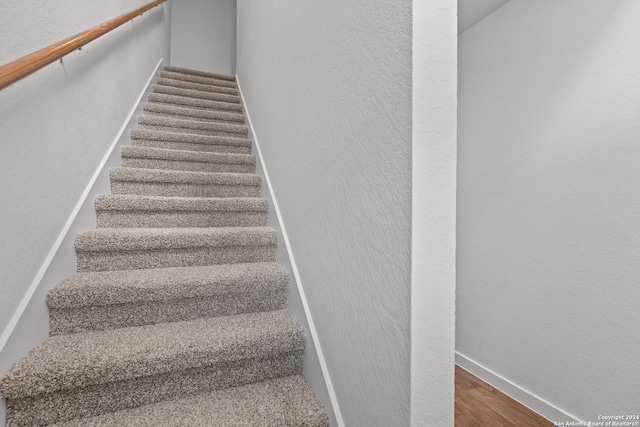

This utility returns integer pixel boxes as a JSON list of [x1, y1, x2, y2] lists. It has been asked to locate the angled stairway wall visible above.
[[0, 3, 172, 424], [0, 61, 166, 427], [236, 1, 413, 425], [0, 0, 171, 370]]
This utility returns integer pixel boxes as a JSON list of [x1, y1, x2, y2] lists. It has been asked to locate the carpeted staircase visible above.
[[0, 66, 329, 427]]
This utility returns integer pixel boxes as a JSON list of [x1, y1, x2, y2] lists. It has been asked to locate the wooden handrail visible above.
[[0, 0, 167, 90]]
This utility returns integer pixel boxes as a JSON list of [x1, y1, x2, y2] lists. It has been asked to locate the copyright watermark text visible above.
[[553, 415, 640, 427]]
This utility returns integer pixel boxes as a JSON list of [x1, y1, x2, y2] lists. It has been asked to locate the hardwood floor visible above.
[[455, 365, 555, 427]]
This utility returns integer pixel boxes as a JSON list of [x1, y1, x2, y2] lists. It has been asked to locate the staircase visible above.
[[0, 66, 328, 427]]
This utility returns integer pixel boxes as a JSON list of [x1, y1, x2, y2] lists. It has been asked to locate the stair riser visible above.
[[148, 93, 244, 113], [164, 66, 236, 78], [141, 110, 245, 126], [153, 85, 241, 104], [138, 124, 247, 139], [157, 78, 239, 96], [161, 71, 237, 87], [144, 103, 246, 124], [131, 128, 252, 151], [132, 140, 252, 155], [76, 245, 276, 272], [122, 158, 256, 174], [7, 352, 302, 427], [96, 211, 268, 228], [139, 116, 248, 136], [50, 291, 287, 335], [111, 182, 260, 198]]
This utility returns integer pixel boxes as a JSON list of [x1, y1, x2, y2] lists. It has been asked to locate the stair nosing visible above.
[[74, 226, 277, 252]]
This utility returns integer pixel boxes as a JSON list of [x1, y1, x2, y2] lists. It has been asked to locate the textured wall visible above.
[[170, 0, 236, 74], [0, 1, 171, 355], [458, 0, 510, 34], [458, 0, 640, 421], [236, 1, 412, 425]]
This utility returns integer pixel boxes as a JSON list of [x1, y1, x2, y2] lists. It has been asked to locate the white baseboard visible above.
[[0, 58, 164, 373], [236, 75, 344, 427], [455, 351, 583, 424]]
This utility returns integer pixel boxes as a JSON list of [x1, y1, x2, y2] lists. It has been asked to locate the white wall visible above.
[[236, 1, 412, 425], [457, 0, 510, 34], [412, 1, 457, 425], [458, 0, 640, 422], [0, 0, 171, 369], [170, 0, 236, 74]]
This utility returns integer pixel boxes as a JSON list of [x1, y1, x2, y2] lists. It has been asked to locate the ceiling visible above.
[[458, 0, 511, 34]]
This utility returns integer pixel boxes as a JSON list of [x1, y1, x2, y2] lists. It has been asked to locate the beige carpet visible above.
[[0, 65, 328, 427]]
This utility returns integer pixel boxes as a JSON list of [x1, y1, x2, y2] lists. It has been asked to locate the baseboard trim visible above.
[[0, 58, 164, 359], [236, 75, 345, 427], [455, 351, 583, 423]]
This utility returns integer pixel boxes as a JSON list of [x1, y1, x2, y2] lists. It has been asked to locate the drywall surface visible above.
[[236, 1, 412, 425], [237, 92, 339, 426], [458, 0, 510, 34], [411, 1, 457, 426], [0, 0, 171, 364], [457, 0, 640, 422], [170, 0, 236, 74]]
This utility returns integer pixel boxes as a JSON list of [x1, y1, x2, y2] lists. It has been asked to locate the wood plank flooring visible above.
[[455, 365, 554, 427]]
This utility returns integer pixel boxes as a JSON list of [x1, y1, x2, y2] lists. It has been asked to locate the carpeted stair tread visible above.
[[94, 194, 269, 228], [95, 194, 268, 213], [110, 168, 261, 198], [164, 66, 235, 81], [110, 168, 260, 186], [144, 101, 246, 124], [153, 84, 241, 104], [75, 226, 276, 252], [132, 141, 251, 155], [132, 127, 251, 151], [121, 146, 255, 165], [5, 357, 303, 427], [74, 226, 277, 271], [132, 128, 251, 147], [139, 113, 248, 137], [50, 376, 328, 427], [0, 310, 304, 400], [160, 70, 238, 88], [48, 262, 287, 309], [148, 92, 244, 112], [47, 262, 288, 334], [157, 77, 239, 95], [119, 155, 254, 174]]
